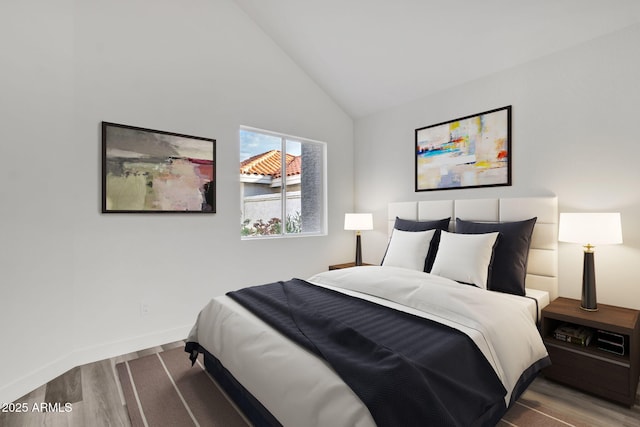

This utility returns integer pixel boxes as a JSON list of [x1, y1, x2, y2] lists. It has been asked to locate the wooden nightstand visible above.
[[328, 262, 373, 270], [541, 297, 640, 406]]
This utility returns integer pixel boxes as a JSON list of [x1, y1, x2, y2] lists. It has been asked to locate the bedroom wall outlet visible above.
[[140, 302, 150, 316]]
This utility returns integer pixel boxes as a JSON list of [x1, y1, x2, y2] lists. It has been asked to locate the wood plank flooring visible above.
[[2, 340, 639, 426], [0, 341, 183, 427]]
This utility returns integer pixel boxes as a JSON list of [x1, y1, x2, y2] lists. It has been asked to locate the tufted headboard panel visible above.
[[388, 197, 558, 300]]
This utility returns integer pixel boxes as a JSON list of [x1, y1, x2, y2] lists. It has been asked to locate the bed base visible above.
[[202, 347, 282, 427]]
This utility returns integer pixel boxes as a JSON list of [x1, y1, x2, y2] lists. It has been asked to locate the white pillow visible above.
[[382, 229, 436, 271], [430, 230, 499, 289]]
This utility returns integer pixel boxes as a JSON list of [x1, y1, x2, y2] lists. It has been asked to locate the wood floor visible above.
[[2, 340, 639, 427], [0, 341, 184, 427]]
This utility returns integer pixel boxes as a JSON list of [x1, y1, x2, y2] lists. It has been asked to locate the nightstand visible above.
[[541, 297, 640, 406], [328, 262, 373, 270]]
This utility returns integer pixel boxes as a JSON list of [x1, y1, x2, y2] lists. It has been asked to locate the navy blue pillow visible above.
[[455, 217, 537, 296], [387, 217, 450, 272]]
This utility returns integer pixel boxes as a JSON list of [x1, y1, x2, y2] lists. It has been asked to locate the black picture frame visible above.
[[102, 122, 216, 213], [415, 106, 512, 192]]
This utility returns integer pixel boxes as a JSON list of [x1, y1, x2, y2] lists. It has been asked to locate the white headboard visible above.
[[388, 197, 558, 300]]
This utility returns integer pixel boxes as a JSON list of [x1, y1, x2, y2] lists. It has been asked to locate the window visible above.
[[240, 127, 327, 238]]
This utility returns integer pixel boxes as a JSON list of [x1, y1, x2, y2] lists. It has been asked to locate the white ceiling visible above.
[[233, 0, 640, 118]]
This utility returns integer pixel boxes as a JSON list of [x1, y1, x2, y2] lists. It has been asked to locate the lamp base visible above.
[[580, 250, 598, 311], [355, 233, 362, 266]]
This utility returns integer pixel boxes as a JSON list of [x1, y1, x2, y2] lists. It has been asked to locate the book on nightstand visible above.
[[553, 323, 594, 347]]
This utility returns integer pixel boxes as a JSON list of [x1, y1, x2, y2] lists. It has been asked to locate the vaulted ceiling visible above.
[[233, 0, 640, 118]]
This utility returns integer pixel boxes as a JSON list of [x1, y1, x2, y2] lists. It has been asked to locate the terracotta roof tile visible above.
[[240, 150, 301, 178], [275, 155, 301, 178]]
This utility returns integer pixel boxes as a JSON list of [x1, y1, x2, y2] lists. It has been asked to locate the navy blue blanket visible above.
[[228, 279, 507, 427]]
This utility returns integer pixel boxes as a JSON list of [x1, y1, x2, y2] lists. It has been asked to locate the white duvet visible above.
[[187, 266, 548, 427]]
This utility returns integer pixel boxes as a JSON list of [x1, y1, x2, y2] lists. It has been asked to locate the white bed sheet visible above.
[[188, 266, 548, 427], [524, 288, 550, 321]]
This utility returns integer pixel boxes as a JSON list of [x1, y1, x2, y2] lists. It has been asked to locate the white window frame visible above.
[[240, 126, 327, 240]]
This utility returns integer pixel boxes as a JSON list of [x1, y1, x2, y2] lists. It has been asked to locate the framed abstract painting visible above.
[[102, 122, 216, 213], [415, 106, 511, 192]]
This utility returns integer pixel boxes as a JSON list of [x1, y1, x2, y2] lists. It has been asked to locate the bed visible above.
[[186, 196, 558, 427]]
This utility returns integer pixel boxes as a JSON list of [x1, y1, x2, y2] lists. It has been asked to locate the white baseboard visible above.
[[0, 353, 72, 406], [0, 325, 191, 404]]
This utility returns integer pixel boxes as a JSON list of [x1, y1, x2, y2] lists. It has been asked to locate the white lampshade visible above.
[[558, 213, 623, 246], [344, 213, 373, 231]]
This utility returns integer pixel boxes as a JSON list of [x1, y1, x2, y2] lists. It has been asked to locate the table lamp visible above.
[[558, 212, 623, 311], [344, 213, 373, 266]]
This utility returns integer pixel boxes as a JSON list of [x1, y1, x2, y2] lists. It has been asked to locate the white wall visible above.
[[355, 24, 640, 310], [0, 0, 76, 405], [0, 0, 355, 403]]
